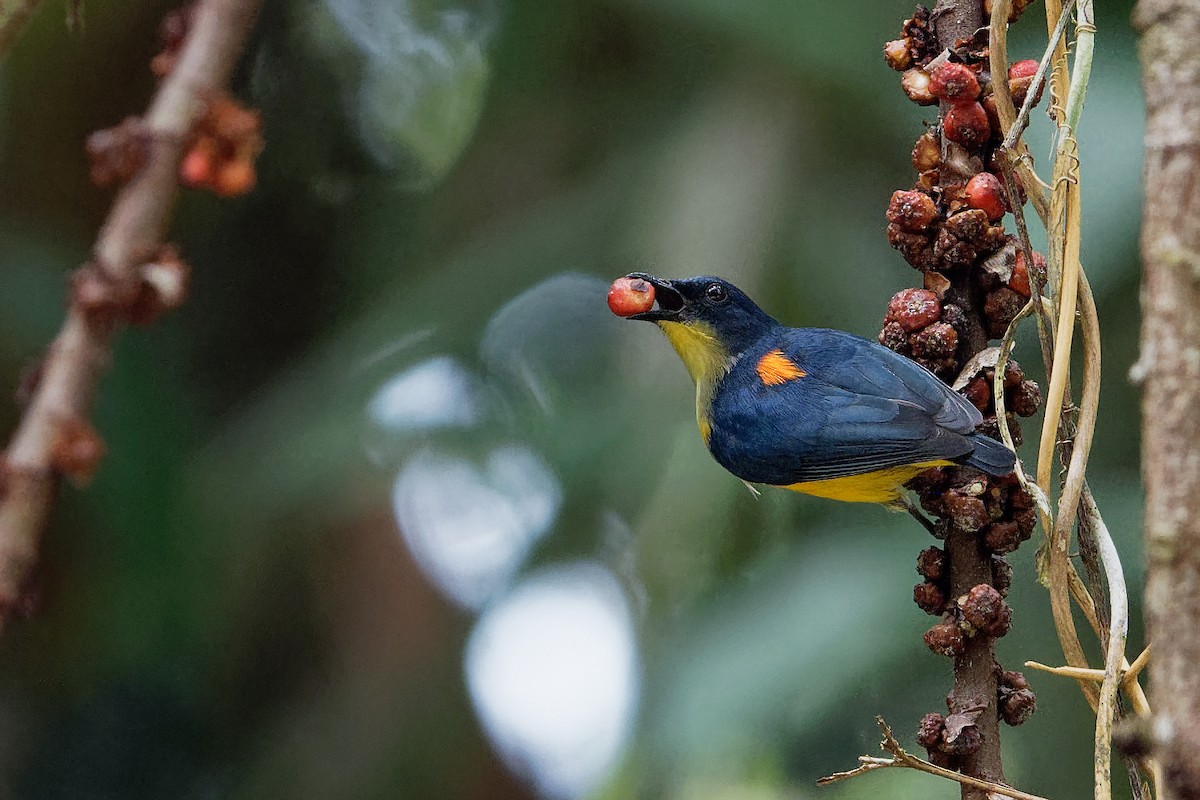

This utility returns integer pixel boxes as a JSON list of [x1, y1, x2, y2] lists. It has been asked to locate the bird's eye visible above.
[[705, 283, 728, 303]]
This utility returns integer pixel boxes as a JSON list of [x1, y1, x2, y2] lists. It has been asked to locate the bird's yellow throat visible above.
[[656, 320, 732, 442]]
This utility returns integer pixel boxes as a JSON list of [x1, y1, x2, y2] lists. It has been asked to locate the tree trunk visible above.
[[934, 2, 1005, 797], [1135, 1, 1200, 798]]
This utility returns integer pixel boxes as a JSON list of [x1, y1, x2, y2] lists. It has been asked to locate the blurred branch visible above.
[[1135, 0, 1200, 798], [0, 0, 262, 630], [0, 0, 42, 55], [817, 717, 1050, 800]]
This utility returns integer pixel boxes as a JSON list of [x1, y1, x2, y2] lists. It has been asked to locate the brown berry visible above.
[[929, 62, 981, 103], [965, 172, 1006, 220], [983, 520, 1021, 553], [886, 288, 941, 331], [998, 670, 1037, 726], [984, 287, 1025, 337], [607, 276, 656, 317], [879, 320, 912, 354], [912, 322, 958, 359], [924, 618, 966, 656], [1011, 250, 1044, 297], [1003, 359, 1023, 388], [916, 546, 947, 581], [1014, 508, 1037, 537], [887, 224, 935, 270], [959, 583, 1012, 637], [1007, 60, 1042, 107], [901, 68, 937, 105], [917, 713, 947, 750], [884, 39, 912, 71], [1009, 380, 1041, 417], [914, 581, 948, 615], [943, 102, 991, 150], [887, 190, 938, 231], [981, 94, 1001, 136], [935, 209, 993, 270], [912, 132, 941, 172], [963, 377, 991, 412]]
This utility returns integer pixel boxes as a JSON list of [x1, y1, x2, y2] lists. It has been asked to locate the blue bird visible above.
[[608, 273, 1014, 509]]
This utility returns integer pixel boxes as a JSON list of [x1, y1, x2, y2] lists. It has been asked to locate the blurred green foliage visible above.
[[0, 0, 1144, 798]]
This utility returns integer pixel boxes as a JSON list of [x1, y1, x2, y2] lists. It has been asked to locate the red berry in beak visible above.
[[607, 276, 656, 317]]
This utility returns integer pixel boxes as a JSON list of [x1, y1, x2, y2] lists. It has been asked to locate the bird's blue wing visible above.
[[788, 328, 982, 433], [706, 329, 980, 485]]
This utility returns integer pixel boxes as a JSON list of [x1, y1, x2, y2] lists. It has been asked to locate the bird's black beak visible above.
[[624, 272, 686, 322]]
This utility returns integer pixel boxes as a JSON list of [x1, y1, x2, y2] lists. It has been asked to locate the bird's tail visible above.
[[962, 433, 1016, 476]]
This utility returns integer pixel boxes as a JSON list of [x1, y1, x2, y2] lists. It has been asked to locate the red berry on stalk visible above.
[[1008, 59, 1038, 80], [214, 158, 256, 197], [1009, 258, 1031, 297], [608, 276, 656, 317], [1007, 61, 1043, 107], [1010, 250, 1044, 297], [943, 102, 991, 150], [886, 288, 941, 332], [965, 172, 1006, 220], [928, 62, 980, 103], [179, 140, 215, 188]]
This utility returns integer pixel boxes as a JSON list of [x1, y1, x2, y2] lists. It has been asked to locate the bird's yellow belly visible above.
[[783, 460, 953, 504]]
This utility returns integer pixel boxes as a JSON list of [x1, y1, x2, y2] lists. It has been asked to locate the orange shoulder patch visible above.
[[755, 349, 806, 386]]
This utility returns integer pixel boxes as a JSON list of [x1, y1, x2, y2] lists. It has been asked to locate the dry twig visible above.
[[816, 718, 1050, 800]]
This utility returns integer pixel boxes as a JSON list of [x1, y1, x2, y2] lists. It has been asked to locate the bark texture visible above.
[[1135, 1, 1200, 798]]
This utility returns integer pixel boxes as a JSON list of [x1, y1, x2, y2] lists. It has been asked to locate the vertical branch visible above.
[[929, 0, 1004, 787], [1135, 1, 1200, 798], [879, 0, 1047, 796]]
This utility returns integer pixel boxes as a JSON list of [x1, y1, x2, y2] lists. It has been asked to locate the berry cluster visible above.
[[178, 94, 263, 197], [880, 4, 1045, 764], [880, 287, 964, 377], [84, 1, 263, 200], [916, 666, 1036, 769], [960, 356, 1041, 445]]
